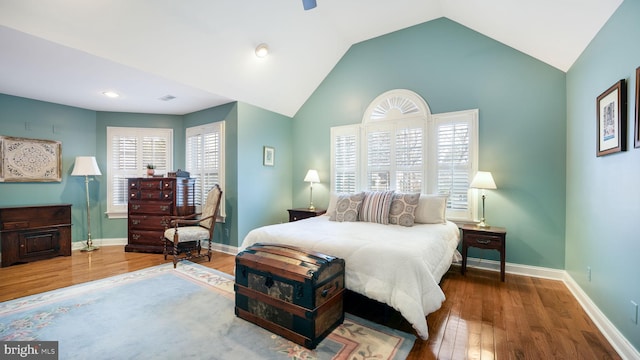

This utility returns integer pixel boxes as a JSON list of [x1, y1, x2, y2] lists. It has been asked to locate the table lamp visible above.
[[303, 169, 320, 210], [470, 171, 497, 228]]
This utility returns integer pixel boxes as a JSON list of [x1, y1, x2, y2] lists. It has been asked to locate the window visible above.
[[330, 90, 478, 221], [185, 122, 225, 218], [106, 127, 173, 217]]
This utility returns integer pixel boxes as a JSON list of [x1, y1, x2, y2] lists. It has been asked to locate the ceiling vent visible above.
[[159, 95, 176, 101]]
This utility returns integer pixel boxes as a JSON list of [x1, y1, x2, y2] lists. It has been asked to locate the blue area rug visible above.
[[0, 262, 415, 359]]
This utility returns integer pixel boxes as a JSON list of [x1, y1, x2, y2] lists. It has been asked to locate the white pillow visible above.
[[414, 194, 448, 224], [327, 192, 339, 215]]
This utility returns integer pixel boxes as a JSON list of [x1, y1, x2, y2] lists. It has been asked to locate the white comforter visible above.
[[240, 215, 461, 340]]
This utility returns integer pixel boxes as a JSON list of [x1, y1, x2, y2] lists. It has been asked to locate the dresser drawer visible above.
[[129, 215, 169, 230], [129, 201, 173, 215], [464, 232, 503, 250], [129, 229, 164, 246]]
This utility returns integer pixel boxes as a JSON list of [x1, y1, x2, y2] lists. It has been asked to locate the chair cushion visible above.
[[164, 226, 210, 243]]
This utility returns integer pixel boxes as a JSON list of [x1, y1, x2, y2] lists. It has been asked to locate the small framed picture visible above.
[[263, 146, 275, 166], [596, 79, 626, 157]]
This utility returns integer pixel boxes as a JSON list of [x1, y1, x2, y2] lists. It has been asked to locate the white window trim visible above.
[[105, 126, 173, 219]]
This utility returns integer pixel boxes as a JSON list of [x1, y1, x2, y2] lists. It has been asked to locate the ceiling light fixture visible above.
[[102, 91, 120, 98], [302, 0, 317, 10], [255, 43, 269, 58]]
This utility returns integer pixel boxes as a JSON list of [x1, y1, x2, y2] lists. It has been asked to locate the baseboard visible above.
[[71, 238, 127, 250], [462, 257, 565, 280], [73, 238, 241, 256], [464, 257, 639, 359], [563, 273, 640, 360]]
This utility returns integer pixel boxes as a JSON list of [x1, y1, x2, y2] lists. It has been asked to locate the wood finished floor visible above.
[[0, 246, 621, 360]]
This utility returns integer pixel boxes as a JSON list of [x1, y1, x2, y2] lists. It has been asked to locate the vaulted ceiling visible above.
[[0, 0, 623, 117]]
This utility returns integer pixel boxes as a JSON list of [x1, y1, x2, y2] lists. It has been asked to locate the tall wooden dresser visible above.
[[126, 177, 195, 253], [0, 204, 72, 267]]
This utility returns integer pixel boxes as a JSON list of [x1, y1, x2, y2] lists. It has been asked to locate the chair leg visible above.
[[207, 239, 212, 262], [173, 233, 179, 269]]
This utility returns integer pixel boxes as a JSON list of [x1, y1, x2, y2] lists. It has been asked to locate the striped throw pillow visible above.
[[359, 191, 395, 224]]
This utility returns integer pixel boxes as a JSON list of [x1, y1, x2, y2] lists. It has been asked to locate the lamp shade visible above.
[[470, 171, 496, 190], [303, 169, 320, 183], [71, 156, 102, 176]]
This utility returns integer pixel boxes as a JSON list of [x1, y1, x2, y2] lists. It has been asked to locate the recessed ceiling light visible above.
[[102, 91, 120, 98], [255, 43, 269, 58]]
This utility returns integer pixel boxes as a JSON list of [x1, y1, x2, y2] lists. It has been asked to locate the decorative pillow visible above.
[[326, 192, 339, 216], [414, 194, 448, 224], [329, 192, 365, 222], [389, 192, 420, 227], [358, 190, 395, 224]]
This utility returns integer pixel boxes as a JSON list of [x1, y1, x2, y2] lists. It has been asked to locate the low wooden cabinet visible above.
[[0, 204, 72, 267], [126, 177, 195, 253]]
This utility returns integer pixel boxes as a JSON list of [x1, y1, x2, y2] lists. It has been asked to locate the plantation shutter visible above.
[[185, 122, 225, 216], [331, 125, 359, 194], [432, 109, 477, 220], [395, 125, 423, 193], [106, 127, 173, 217], [366, 128, 392, 191]]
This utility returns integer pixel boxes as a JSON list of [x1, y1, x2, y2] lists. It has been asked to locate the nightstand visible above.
[[287, 208, 326, 222], [459, 223, 507, 282]]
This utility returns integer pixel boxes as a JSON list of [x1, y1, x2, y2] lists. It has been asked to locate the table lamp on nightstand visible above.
[[304, 169, 320, 210], [470, 171, 497, 228]]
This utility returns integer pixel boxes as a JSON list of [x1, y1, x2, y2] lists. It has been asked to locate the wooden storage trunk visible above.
[[235, 243, 345, 349]]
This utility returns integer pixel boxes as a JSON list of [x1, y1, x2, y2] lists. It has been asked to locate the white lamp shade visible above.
[[71, 156, 102, 176], [470, 171, 496, 189], [303, 169, 320, 183]]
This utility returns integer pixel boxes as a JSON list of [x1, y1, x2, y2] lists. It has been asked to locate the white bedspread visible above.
[[240, 215, 461, 340]]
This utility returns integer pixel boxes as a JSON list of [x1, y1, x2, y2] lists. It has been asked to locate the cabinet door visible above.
[[19, 229, 61, 260]]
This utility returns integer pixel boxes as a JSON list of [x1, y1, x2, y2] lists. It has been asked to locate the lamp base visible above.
[[477, 219, 490, 228], [81, 245, 99, 252], [308, 205, 316, 211]]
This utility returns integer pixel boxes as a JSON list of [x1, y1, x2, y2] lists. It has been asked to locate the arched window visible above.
[[330, 89, 478, 221]]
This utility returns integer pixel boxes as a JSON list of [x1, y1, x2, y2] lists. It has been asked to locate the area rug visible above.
[[0, 262, 415, 359]]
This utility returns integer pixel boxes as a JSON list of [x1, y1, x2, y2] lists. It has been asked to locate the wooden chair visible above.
[[163, 184, 222, 268]]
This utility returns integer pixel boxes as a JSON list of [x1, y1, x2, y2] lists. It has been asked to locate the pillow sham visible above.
[[358, 190, 395, 224], [329, 192, 365, 222], [414, 194, 448, 224], [389, 192, 420, 227]]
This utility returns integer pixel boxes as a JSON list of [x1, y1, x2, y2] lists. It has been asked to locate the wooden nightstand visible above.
[[287, 208, 326, 222], [459, 223, 507, 282]]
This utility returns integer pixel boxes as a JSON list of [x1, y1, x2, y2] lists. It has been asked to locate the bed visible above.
[[240, 192, 461, 340]]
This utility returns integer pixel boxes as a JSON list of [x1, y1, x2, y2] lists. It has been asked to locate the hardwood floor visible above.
[[0, 247, 621, 359]]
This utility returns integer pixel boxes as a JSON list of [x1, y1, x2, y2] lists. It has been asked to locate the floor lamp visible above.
[[71, 156, 102, 252]]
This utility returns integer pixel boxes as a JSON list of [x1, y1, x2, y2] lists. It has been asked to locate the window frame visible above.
[[185, 121, 226, 219], [106, 126, 173, 218], [330, 89, 479, 222]]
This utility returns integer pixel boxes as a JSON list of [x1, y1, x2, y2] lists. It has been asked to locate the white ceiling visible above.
[[0, 0, 623, 117]]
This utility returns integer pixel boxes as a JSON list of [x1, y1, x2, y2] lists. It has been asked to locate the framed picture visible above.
[[596, 79, 626, 157], [263, 146, 275, 166], [635, 67, 640, 148], [0, 136, 62, 182]]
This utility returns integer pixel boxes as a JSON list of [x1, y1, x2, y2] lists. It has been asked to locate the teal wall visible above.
[[0, 95, 97, 243], [292, 18, 567, 269], [236, 102, 293, 243], [566, 0, 640, 350]]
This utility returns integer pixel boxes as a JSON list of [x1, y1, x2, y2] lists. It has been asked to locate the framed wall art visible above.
[[635, 67, 640, 148], [596, 79, 626, 157], [0, 136, 62, 182], [263, 146, 275, 166]]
